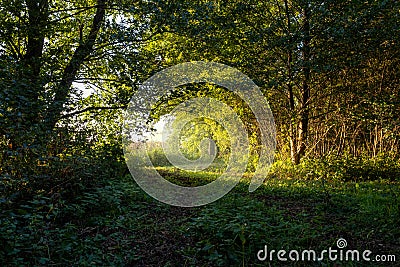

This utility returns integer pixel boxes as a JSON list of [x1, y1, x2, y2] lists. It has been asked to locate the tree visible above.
[[0, 0, 176, 196], [147, 0, 400, 164], [151, 83, 262, 171], [0, 0, 165, 149]]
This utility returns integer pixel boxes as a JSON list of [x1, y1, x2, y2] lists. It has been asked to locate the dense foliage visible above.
[[0, 0, 399, 266]]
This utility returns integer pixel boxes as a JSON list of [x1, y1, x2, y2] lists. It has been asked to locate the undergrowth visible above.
[[1, 155, 399, 266]]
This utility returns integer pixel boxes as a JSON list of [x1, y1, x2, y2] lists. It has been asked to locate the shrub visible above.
[[268, 153, 400, 182]]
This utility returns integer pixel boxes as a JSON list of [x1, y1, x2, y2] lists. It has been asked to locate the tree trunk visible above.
[[284, 0, 299, 164], [18, 0, 49, 128], [286, 0, 311, 165], [8, 0, 107, 150], [46, 0, 107, 131], [297, 2, 311, 163]]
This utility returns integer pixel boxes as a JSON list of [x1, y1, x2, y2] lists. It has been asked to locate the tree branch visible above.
[[48, 0, 107, 128], [60, 105, 127, 119]]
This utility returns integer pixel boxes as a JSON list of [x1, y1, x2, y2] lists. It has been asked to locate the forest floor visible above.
[[3, 167, 399, 266], [55, 167, 400, 266]]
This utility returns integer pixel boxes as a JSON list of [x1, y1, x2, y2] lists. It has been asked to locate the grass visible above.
[[153, 167, 400, 266], [2, 167, 399, 266]]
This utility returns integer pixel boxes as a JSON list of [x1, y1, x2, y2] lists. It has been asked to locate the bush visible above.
[[146, 143, 172, 167], [268, 153, 400, 182], [0, 123, 128, 265]]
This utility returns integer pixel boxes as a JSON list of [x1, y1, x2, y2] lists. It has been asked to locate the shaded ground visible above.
[[1, 169, 399, 266]]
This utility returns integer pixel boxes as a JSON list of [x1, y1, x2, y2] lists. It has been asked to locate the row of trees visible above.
[[147, 0, 400, 163], [1, 0, 399, 171]]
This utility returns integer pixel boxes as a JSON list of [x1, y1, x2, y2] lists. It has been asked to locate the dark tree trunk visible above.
[[46, 0, 107, 131], [18, 0, 49, 127], [284, 0, 311, 165], [296, 2, 311, 164], [284, 0, 299, 164]]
